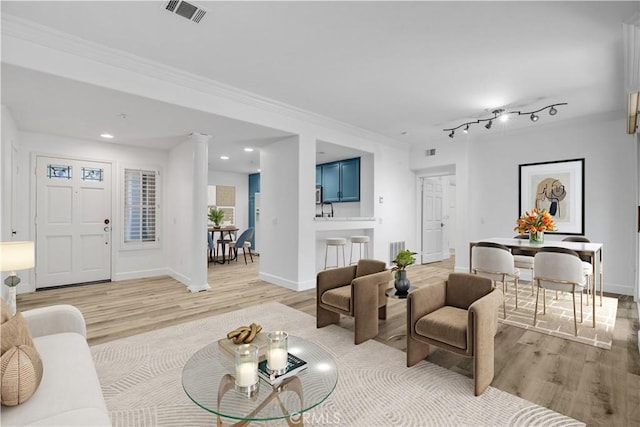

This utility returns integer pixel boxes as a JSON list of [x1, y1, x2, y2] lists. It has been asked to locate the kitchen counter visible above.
[[314, 217, 376, 231]]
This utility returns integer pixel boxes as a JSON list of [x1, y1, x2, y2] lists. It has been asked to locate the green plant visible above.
[[208, 207, 225, 226], [391, 249, 417, 279]]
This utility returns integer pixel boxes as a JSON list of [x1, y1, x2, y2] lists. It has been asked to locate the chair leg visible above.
[[242, 247, 247, 265], [247, 248, 254, 263], [407, 335, 430, 367], [533, 284, 540, 327], [378, 304, 387, 320], [514, 277, 519, 310], [572, 289, 578, 336], [317, 306, 340, 328]]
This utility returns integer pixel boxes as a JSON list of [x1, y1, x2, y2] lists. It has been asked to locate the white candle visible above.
[[235, 362, 257, 387], [267, 348, 288, 371]]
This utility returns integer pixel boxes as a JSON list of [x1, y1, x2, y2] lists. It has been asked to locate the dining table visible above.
[[209, 226, 239, 264], [469, 237, 603, 328]]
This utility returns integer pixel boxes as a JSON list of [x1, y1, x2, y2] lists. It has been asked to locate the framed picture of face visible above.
[[518, 158, 585, 235]]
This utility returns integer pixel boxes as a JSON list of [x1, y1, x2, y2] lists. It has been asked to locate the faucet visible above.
[[322, 202, 334, 218]]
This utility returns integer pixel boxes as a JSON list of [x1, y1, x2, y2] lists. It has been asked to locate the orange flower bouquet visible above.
[[514, 208, 555, 243]]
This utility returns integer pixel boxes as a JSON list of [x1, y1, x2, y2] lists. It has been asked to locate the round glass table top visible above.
[[182, 335, 338, 422]]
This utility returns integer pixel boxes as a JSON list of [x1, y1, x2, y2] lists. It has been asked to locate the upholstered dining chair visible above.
[[207, 232, 215, 263], [316, 259, 391, 344], [471, 242, 519, 318], [406, 273, 503, 396], [562, 236, 594, 304], [227, 227, 254, 264], [533, 247, 586, 336], [512, 234, 535, 295]]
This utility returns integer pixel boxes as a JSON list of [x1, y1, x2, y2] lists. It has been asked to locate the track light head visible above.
[[549, 106, 557, 116], [530, 113, 539, 122], [463, 124, 469, 134], [449, 130, 455, 138], [485, 120, 492, 130]]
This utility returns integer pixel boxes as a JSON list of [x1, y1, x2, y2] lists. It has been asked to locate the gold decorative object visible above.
[[226, 323, 262, 344]]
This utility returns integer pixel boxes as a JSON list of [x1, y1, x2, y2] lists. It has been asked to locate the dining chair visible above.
[[471, 242, 519, 318], [207, 232, 215, 263], [511, 234, 535, 295], [533, 247, 586, 335], [562, 236, 594, 304], [227, 228, 255, 264]]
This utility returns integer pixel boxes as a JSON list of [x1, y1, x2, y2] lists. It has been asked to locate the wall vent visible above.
[[425, 148, 436, 157], [389, 241, 406, 264], [164, 0, 207, 23]]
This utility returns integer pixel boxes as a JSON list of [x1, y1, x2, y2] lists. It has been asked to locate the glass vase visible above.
[[529, 231, 544, 244]]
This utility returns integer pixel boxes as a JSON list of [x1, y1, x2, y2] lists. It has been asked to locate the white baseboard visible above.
[[258, 272, 315, 292]]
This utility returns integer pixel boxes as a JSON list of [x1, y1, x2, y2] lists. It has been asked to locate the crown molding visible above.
[[1, 14, 409, 149]]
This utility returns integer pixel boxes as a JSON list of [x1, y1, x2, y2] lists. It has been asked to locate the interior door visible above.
[[421, 177, 444, 264], [36, 156, 112, 288]]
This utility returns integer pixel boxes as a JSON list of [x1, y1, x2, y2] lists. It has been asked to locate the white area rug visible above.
[[91, 302, 584, 426], [499, 284, 617, 349]]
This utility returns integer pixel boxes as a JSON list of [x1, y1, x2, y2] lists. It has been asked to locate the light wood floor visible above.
[[17, 256, 639, 426]]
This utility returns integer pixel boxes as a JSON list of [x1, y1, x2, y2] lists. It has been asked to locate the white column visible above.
[[188, 132, 211, 292]]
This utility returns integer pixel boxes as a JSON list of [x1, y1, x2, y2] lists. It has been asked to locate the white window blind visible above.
[[124, 169, 157, 243]]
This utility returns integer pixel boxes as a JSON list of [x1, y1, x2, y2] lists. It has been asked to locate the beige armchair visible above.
[[316, 259, 391, 344], [407, 273, 503, 396]]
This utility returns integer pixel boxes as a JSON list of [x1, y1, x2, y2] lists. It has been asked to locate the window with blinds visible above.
[[124, 168, 157, 243]]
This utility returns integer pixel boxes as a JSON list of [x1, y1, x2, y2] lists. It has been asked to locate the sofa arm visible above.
[[407, 282, 446, 330], [22, 304, 87, 338]]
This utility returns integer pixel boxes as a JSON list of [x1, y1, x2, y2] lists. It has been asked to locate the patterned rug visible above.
[[499, 282, 617, 349], [91, 302, 584, 426]]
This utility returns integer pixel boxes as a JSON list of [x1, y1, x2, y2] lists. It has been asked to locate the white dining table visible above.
[[469, 237, 604, 328]]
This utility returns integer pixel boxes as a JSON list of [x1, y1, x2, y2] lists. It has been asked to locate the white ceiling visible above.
[[1, 1, 637, 173]]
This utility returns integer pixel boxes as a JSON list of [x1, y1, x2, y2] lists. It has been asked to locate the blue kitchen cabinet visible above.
[[318, 157, 359, 203]]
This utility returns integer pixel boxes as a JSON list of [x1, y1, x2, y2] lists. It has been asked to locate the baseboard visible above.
[[113, 268, 169, 282], [258, 272, 315, 292]]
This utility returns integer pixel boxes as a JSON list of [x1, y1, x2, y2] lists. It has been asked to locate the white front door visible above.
[[421, 177, 444, 264], [36, 156, 112, 288]]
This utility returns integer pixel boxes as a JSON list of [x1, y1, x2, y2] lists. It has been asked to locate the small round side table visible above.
[[385, 286, 418, 340]]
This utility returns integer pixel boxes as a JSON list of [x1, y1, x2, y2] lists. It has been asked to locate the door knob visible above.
[[104, 226, 110, 232]]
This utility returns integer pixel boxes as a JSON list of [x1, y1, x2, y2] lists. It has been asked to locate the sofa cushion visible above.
[[415, 306, 468, 350], [1, 345, 44, 406], [0, 332, 111, 427], [321, 285, 351, 313], [1, 311, 35, 355]]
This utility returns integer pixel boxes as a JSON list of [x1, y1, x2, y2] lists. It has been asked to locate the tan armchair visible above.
[[316, 259, 391, 344], [407, 273, 503, 396]]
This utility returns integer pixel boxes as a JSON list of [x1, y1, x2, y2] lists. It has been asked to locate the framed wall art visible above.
[[518, 158, 585, 235]]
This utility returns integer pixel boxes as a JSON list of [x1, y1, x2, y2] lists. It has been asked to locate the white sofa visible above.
[[1, 305, 111, 426]]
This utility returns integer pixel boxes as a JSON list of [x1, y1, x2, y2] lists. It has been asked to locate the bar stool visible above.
[[349, 235, 370, 265], [324, 238, 346, 270]]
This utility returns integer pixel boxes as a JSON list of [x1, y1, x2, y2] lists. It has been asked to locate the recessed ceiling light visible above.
[[100, 133, 114, 139], [220, 155, 229, 160], [257, 169, 261, 172], [243, 147, 254, 152], [400, 131, 408, 135]]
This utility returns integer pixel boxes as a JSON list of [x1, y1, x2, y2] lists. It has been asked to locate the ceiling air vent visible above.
[[425, 148, 437, 157], [164, 0, 207, 23]]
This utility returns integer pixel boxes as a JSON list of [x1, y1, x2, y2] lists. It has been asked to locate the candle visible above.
[[234, 344, 258, 390], [267, 331, 289, 374], [235, 362, 258, 387], [267, 348, 288, 371]]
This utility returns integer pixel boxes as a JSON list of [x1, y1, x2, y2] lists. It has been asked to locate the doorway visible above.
[[35, 156, 112, 288], [420, 173, 456, 264]]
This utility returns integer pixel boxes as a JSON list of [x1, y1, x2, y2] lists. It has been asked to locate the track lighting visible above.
[[443, 102, 567, 137]]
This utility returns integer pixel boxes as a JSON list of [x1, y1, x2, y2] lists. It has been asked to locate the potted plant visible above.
[[391, 249, 417, 294], [208, 207, 225, 227]]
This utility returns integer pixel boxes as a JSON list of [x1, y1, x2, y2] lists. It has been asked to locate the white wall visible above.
[[208, 170, 249, 233], [411, 116, 638, 296], [12, 131, 169, 291]]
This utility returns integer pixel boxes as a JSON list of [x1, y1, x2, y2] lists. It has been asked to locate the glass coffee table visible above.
[[182, 335, 338, 426]]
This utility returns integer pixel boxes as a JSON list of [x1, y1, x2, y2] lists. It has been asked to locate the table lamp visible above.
[[0, 241, 35, 315]]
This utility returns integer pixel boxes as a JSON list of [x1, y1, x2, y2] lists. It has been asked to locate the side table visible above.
[[385, 286, 418, 340]]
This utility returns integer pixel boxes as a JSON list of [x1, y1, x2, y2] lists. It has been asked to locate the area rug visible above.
[[499, 283, 617, 349], [91, 302, 584, 426]]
